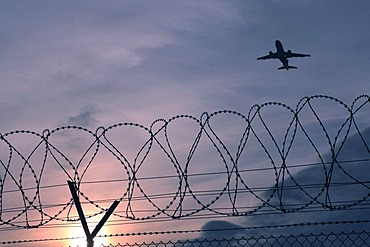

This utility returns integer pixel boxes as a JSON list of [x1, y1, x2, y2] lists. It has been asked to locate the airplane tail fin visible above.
[[278, 65, 297, 70]]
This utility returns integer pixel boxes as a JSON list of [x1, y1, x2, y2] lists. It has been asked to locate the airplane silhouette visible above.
[[257, 40, 310, 70]]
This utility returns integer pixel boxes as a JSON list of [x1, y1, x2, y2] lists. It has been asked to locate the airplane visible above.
[[257, 40, 310, 70]]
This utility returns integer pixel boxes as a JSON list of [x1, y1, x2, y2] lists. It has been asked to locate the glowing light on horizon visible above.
[[68, 226, 108, 247]]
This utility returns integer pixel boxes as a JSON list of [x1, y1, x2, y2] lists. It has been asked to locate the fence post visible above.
[[68, 180, 120, 247]]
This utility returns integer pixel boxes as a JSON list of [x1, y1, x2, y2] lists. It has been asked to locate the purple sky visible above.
[[0, 1, 369, 246]]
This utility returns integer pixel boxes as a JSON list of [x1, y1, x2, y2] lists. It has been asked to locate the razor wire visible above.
[[0, 95, 369, 229]]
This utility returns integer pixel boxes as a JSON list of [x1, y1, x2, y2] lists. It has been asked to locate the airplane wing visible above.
[[257, 53, 277, 60], [285, 52, 311, 58]]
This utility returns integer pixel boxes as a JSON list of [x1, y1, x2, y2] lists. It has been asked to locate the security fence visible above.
[[1, 95, 369, 247], [1, 95, 370, 230], [100, 230, 370, 247]]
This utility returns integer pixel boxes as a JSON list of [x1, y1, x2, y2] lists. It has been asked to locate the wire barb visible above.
[[0, 95, 369, 230]]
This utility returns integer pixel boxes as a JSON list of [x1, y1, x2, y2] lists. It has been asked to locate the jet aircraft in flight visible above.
[[257, 40, 310, 70]]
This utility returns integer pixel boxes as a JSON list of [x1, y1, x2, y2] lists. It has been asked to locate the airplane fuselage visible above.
[[275, 40, 284, 56], [257, 40, 310, 70], [275, 40, 289, 68]]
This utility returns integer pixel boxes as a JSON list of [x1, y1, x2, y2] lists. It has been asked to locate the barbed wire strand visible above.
[[1, 219, 370, 245], [0, 95, 369, 229]]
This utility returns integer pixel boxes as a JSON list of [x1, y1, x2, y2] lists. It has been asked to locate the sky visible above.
[[0, 1, 370, 246]]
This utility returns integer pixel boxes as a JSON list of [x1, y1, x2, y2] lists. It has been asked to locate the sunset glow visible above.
[[67, 227, 108, 247]]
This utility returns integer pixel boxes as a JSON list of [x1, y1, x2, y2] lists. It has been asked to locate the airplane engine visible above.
[[269, 51, 273, 55], [287, 50, 292, 55]]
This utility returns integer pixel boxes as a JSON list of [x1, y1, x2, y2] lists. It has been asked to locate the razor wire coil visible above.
[[0, 95, 369, 229]]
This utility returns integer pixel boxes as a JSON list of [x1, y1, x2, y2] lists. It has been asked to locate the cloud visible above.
[[199, 220, 246, 239], [245, 127, 370, 235], [194, 126, 370, 239], [64, 106, 98, 127], [0, 0, 256, 132], [1, 1, 370, 245]]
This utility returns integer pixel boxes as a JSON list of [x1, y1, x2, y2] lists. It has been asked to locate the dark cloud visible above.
[[196, 127, 370, 239], [176, 220, 246, 246], [246, 127, 370, 236], [199, 220, 246, 239], [65, 107, 98, 127]]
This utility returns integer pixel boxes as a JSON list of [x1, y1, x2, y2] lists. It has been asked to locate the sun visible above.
[[68, 226, 108, 247], [67, 226, 85, 247]]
